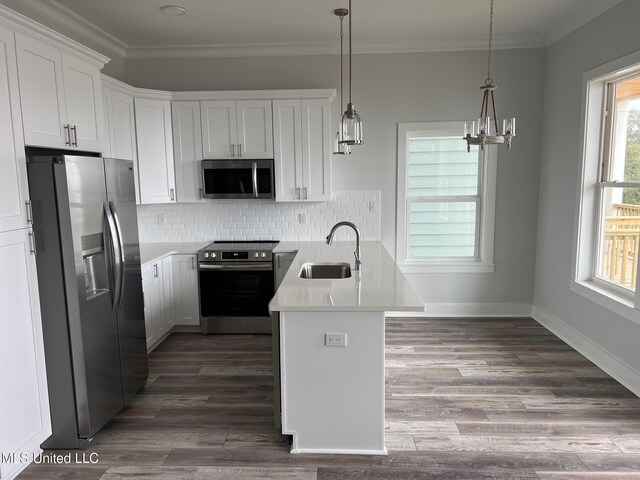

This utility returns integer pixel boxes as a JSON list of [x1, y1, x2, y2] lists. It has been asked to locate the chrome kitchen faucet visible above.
[[326, 221, 362, 271]]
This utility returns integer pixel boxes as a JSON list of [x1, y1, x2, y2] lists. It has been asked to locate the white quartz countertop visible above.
[[139, 241, 209, 266], [270, 241, 425, 313]]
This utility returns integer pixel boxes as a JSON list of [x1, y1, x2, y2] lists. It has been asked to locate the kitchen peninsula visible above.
[[269, 241, 424, 455]]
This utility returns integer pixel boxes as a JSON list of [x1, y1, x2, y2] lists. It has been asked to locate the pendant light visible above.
[[463, 0, 516, 152], [339, 0, 363, 146], [333, 8, 351, 155]]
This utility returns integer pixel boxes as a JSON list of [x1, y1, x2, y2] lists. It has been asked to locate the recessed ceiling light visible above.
[[161, 5, 187, 16]]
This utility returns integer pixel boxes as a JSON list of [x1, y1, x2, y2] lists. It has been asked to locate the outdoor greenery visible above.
[[623, 108, 640, 205]]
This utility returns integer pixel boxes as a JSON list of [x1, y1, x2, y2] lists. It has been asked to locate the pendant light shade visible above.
[[339, 0, 363, 146]]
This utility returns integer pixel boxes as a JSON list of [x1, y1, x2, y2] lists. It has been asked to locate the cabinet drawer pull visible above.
[[153, 263, 158, 278], [28, 231, 36, 255], [170, 188, 175, 201], [25, 200, 33, 224], [191, 256, 196, 270], [70, 125, 78, 147], [64, 124, 71, 146]]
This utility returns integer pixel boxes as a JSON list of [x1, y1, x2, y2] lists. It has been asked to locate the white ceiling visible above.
[[14, 0, 624, 58]]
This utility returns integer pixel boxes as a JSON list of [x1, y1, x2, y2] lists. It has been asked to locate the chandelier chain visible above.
[[486, 0, 494, 85]]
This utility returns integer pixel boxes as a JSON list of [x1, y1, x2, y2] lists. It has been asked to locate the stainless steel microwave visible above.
[[201, 159, 275, 199]]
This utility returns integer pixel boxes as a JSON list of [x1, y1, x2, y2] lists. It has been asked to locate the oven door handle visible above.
[[198, 263, 273, 271]]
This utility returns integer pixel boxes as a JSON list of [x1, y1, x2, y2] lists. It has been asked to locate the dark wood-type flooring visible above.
[[17, 317, 640, 479]]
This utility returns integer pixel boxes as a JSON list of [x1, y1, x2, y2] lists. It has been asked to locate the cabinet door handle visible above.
[[231, 144, 236, 157], [295, 187, 301, 200], [153, 263, 158, 278], [238, 144, 242, 157], [170, 188, 175, 201], [28, 231, 36, 255], [303, 187, 308, 200], [25, 200, 33, 224], [191, 256, 196, 270], [199, 187, 203, 199], [70, 125, 78, 147], [64, 124, 71, 146]]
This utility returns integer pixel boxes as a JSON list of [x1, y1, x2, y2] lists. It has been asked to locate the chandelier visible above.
[[463, 0, 515, 152]]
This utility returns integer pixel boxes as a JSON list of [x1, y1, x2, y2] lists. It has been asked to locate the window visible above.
[[396, 122, 496, 273], [573, 50, 640, 320]]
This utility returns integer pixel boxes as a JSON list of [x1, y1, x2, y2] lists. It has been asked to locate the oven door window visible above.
[[200, 268, 274, 317]]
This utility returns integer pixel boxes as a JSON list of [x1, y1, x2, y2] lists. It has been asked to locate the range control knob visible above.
[[204, 252, 210, 258], [211, 252, 217, 258], [254, 252, 259, 258], [261, 252, 267, 258]]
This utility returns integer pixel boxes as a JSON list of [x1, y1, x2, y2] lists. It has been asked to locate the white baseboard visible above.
[[532, 305, 640, 398], [388, 303, 532, 318]]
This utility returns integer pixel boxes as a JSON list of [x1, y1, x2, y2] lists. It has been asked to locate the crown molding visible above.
[[126, 34, 545, 60], [543, 0, 624, 46], [172, 89, 336, 102], [12, 0, 128, 57], [0, 3, 108, 66]]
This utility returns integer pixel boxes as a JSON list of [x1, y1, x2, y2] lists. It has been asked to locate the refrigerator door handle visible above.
[[109, 201, 126, 310], [103, 202, 123, 311]]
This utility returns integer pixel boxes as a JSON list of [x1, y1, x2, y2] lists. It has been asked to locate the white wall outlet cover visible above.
[[298, 213, 307, 224], [325, 333, 347, 347]]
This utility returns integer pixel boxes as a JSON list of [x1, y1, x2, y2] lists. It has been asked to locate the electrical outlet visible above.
[[368, 201, 376, 213], [325, 333, 347, 347], [298, 213, 307, 224], [157, 214, 167, 226]]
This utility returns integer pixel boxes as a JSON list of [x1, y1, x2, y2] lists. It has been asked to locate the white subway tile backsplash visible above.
[[136, 191, 381, 243]]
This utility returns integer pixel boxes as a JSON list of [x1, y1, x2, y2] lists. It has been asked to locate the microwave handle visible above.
[[252, 162, 259, 198]]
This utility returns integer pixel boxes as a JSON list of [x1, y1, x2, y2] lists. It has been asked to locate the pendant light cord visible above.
[[340, 14, 344, 111], [349, 0, 353, 104], [486, 0, 494, 86]]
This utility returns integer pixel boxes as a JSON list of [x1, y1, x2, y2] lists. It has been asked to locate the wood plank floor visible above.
[[17, 317, 640, 479]]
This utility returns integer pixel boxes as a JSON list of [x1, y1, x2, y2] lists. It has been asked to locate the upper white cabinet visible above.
[[0, 229, 52, 480], [134, 97, 175, 204], [172, 101, 204, 202], [201, 99, 273, 159], [0, 24, 30, 232], [273, 98, 332, 202], [15, 32, 104, 152], [102, 79, 137, 162]]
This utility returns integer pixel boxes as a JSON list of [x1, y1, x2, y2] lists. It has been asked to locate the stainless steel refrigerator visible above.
[[27, 153, 148, 449]]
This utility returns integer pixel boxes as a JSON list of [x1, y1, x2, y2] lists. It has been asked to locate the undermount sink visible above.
[[299, 262, 352, 279]]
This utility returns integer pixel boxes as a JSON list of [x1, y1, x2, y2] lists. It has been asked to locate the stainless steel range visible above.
[[198, 241, 279, 334]]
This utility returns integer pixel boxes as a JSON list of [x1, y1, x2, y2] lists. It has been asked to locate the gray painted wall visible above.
[[534, 0, 640, 371], [126, 49, 546, 305], [0, 0, 125, 80]]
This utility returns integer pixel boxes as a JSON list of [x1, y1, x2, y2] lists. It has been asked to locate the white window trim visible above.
[[573, 48, 640, 317], [396, 121, 496, 274]]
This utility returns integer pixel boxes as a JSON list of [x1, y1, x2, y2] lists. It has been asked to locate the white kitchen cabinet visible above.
[[134, 97, 175, 204], [103, 87, 137, 162], [172, 101, 204, 202], [274, 251, 297, 291], [0, 25, 30, 233], [142, 261, 168, 352], [161, 255, 175, 332], [15, 32, 104, 152], [273, 98, 332, 202], [0, 229, 52, 480], [102, 89, 113, 158], [201, 99, 273, 159], [171, 254, 199, 326]]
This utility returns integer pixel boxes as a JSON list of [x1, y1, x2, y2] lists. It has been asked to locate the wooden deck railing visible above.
[[601, 205, 640, 289]]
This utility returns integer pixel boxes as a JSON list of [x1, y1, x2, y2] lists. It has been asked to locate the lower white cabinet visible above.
[[142, 260, 168, 351], [171, 254, 199, 326], [0, 229, 52, 480], [142, 253, 199, 350]]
